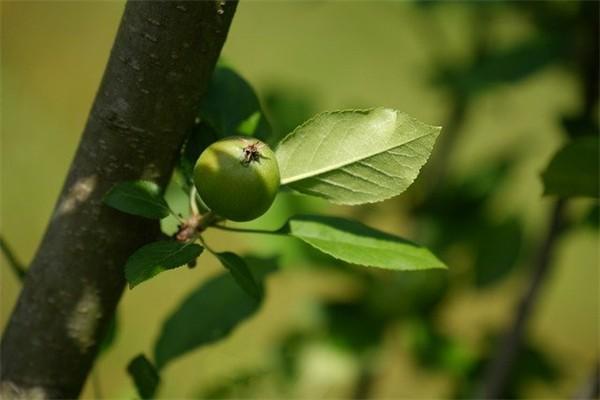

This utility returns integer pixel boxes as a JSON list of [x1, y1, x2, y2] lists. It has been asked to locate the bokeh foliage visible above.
[[1, 1, 597, 399]]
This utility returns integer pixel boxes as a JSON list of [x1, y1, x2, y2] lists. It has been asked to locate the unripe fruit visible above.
[[193, 137, 280, 222]]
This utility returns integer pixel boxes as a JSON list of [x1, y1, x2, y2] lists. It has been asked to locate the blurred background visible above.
[[1, 1, 598, 398]]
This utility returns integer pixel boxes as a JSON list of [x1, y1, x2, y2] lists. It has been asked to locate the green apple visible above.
[[193, 137, 280, 222]]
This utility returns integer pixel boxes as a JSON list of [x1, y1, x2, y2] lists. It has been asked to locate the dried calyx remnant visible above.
[[240, 141, 264, 166]]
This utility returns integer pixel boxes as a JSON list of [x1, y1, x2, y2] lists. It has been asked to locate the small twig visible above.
[[175, 211, 219, 242], [481, 199, 568, 398], [196, 235, 216, 254], [0, 235, 26, 281]]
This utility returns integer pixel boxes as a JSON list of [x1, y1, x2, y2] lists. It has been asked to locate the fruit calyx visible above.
[[241, 141, 265, 166]]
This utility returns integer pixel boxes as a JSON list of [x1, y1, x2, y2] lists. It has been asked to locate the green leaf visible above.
[[216, 252, 263, 300], [473, 217, 523, 288], [286, 215, 447, 271], [178, 121, 219, 191], [200, 66, 271, 141], [104, 180, 171, 219], [276, 108, 441, 205], [153, 259, 277, 369], [541, 136, 599, 198], [127, 354, 160, 399], [125, 241, 203, 288], [434, 35, 564, 97], [262, 86, 317, 145]]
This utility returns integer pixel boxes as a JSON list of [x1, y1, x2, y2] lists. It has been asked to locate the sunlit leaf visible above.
[[286, 215, 447, 271], [276, 108, 441, 205], [104, 180, 170, 219], [125, 241, 203, 288], [127, 354, 160, 399], [541, 136, 599, 198]]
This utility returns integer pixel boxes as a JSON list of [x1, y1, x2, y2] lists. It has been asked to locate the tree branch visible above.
[[0, 1, 237, 398], [481, 198, 568, 398]]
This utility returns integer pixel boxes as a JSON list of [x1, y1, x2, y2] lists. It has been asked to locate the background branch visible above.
[[481, 199, 568, 398], [0, 236, 26, 281], [0, 1, 237, 398], [573, 361, 600, 400]]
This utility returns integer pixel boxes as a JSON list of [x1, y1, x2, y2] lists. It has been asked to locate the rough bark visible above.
[[0, 1, 237, 398]]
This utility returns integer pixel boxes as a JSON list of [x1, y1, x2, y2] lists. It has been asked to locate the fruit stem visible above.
[[212, 224, 284, 235], [190, 186, 200, 216]]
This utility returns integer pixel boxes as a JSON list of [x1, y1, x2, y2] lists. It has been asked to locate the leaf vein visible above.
[[281, 133, 433, 185]]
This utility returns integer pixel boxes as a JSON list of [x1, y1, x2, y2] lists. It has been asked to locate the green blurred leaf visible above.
[[216, 252, 263, 301], [277, 108, 441, 205], [262, 86, 317, 145], [125, 241, 203, 288], [406, 319, 475, 376], [367, 269, 449, 317], [104, 180, 171, 219], [474, 217, 523, 288], [323, 300, 386, 353], [178, 121, 220, 191], [195, 369, 268, 399], [153, 257, 278, 369], [434, 35, 564, 97], [583, 204, 599, 229], [286, 215, 447, 271], [127, 354, 160, 399], [200, 66, 271, 141], [561, 113, 599, 140], [541, 136, 599, 198]]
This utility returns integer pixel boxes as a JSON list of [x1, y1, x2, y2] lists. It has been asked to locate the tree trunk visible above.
[[0, 1, 237, 398]]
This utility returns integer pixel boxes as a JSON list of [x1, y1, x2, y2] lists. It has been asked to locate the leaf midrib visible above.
[[156, 243, 197, 268], [298, 236, 440, 269], [280, 130, 435, 185]]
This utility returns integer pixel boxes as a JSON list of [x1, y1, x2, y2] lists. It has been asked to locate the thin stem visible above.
[[190, 186, 200, 217], [0, 235, 26, 281], [212, 224, 285, 236], [168, 208, 185, 224], [197, 210, 219, 232], [196, 235, 216, 254]]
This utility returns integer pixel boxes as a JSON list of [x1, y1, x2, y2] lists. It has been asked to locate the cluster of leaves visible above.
[[102, 66, 448, 397], [195, 3, 598, 399], [101, 3, 597, 396]]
